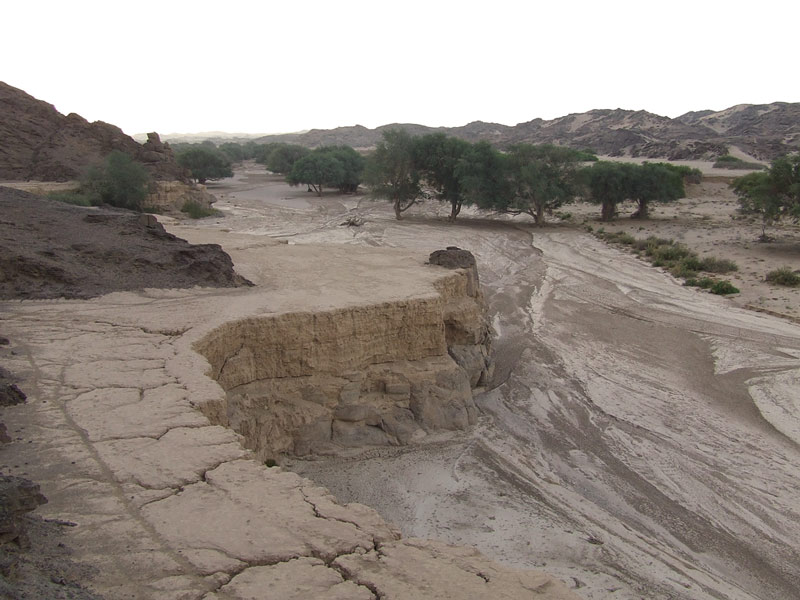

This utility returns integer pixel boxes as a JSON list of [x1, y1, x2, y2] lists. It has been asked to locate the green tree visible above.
[[505, 144, 582, 225], [364, 129, 421, 219], [732, 153, 800, 237], [415, 133, 472, 220], [455, 141, 511, 213], [628, 162, 686, 219], [286, 152, 344, 196], [176, 146, 233, 184], [218, 142, 245, 163], [82, 150, 151, 211], [315, 145, 365, 193], [581, 161, 636, 221], [266, 144, 310, 174]]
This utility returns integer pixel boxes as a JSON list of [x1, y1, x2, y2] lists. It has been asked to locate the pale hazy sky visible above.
[[3, 0, 797, 136]]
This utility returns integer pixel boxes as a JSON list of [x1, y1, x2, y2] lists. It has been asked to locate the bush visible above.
[[180, 200, 219, 219], [670, 260, 700, 279], [82, 150, 151, 211], [48, 190, 91, 206], [710, 280, 739, 295], [765, 266, 800, 287], [699, 256, 738, 273], [713, 155, 766, 170], [650, 243, 692, 263]]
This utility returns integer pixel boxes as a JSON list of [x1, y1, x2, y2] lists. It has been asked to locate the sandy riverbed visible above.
[[163, 164, 800, 600]]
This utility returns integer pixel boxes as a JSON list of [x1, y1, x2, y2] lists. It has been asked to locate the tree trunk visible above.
[[449, 200, 462, 222], [394, 199, 403, 220], [633, 199, 648, 219], [601, 200, 615, 221], [535, 203, 545, 226]]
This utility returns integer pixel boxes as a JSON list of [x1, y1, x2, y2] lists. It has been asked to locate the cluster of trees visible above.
[[732, 153, 800, 236], [169, 134, 704, 225], [364, 130, 696, 223]]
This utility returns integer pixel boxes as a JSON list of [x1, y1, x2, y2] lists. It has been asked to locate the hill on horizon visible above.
[[248, 103, 800, 161]]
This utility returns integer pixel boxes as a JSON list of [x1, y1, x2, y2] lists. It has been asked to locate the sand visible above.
[[165, 164, 800, 600]]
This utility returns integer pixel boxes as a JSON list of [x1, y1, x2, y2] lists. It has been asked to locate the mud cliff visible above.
[[195, 252, 493, 459]]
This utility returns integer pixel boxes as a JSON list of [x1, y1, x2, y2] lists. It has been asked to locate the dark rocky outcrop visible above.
[[0, 186, 251, 300], [0, 476, 47, 547]]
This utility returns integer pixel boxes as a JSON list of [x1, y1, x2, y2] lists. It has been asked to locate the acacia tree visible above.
[[628, 162, 686, 219], [315, 145, 365, 193], [733, 153, 800, 238], [455, 141, 511, 213], [364, 129, 421, 219], [415, 133, 472, 220], [581, 161, 636, 221], [505, 144, 582, 225], [266, 144, 310, 174], [176, 146, 233, 184], [286, 151, 344, 196]]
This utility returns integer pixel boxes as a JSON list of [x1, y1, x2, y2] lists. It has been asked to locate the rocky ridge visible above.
[[253, 103, 800, 160]]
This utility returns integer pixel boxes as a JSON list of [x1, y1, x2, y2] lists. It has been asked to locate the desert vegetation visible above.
[[765, 266, 800, 287], [174, 143, 233, 184], [598, 230, 740, 294], [48, 150, 151, 211], [713, 154, 765, 170], [732, 152, 800, 238]]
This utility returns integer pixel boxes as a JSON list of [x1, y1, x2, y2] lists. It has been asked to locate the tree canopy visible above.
[[285, 146, 365, 196], [364, 129, 421, 219], [415, 133, 472, 220], [580, 161, 687, 220], [733, 153, 800, 236], [265, 144, 311, 174], [286, 152, 344, 196], [503, 144, 583, 225], [176, 146, 233, 184]]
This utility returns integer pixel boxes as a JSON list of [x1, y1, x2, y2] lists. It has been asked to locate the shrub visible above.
[[82, 150, 151, 211], [48, 190, 91, 206], [699, 256, 738, 273], [605, 231, 636, 245], [713, 155, 766, 170], [710, 280, 739, 295], [765, 266, 800, 287], [181, 200, 219, 219], [650, 243, 692, 263], [670, 260, 700, 279]]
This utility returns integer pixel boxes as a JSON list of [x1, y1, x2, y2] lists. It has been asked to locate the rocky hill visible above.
[[0, 186, 251, 299], [255, 103, 800, 160], [676, 102, 800, 159], [0, 81, 187, 182]]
